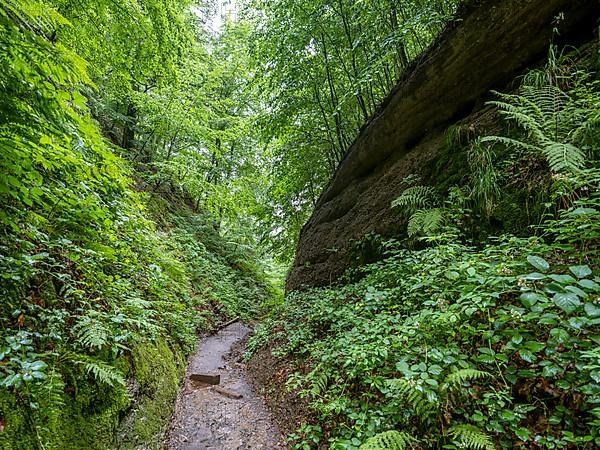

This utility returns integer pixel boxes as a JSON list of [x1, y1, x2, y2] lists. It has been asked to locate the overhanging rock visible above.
[[286, 0, 597, 291]]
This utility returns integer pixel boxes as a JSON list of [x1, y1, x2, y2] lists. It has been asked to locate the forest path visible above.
[[165, 322, 286, 449]]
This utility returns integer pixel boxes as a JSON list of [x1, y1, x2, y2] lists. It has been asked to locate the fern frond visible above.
[[392, 186, 438, 211], [35, 369, 65, 424], [485, 83, 589, 174], [359, 431, 416, 450], [407, 208, 444, 237], [521, 85, 569, 120], [480, 135, 538, 153], [307, 365, 329, 396], [73, 315, 110, 350], [443, 369, 489, 390], [542, 141, 585, 173], [386, 378, 436, 417], [447, 424, 495, 450], [73, 355, 126, 387], [487, 98, 546, 143]]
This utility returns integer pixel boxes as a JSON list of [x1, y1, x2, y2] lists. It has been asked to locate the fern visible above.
[[73, 314, 110, 350], [359, 431, 416, 450], [71, 355, 126, 387], [442, 369, 490, 390], [447, 424, 495, 450], [385, 378, 436, 418], [392, 185, 445, 237], [392, 186, 438, 211], [407, 208, 444, 237], [482, 84, 588, 173], [544, 142, 586, 175], [28, 368, 66, 446], [307, 364, 330, 396]]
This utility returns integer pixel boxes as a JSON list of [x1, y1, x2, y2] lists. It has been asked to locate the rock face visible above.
[[286, 0, 597, 291]]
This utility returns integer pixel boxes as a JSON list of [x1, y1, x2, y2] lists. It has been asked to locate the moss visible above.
[[0, 375, 131, 450], [0, 339, 187, 450], [115, 338, 186, 450], [0, 390, 36, 450]]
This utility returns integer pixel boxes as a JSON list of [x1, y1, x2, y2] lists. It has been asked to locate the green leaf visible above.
[[540, 313, 558, 325], [553, 293, 581, 314], [511, 333, 523, 345], [549, 328, 570, 344], [396, 360, 412, 377], [565, 285, 588, 298], [428, 364, 443, 375], [579, 279, 599, 291], [425, 378, 438, 387], [548, 274, 576, 284], [524, 341, 545, 352], [545, 282, 565, 294], [542, 365, 560, 377], [29, 361, 47, 371], [569, 265, 592, 279], [520, 292, 544, 308], [522, 272, 546, 280], [515, 427, 531, 441], [527, 255, 549, 273], [519, 349, 535, 363], [445, 271, 460, 280], [584, 303, 600, 318]]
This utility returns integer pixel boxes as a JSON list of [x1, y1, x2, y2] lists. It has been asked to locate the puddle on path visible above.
[[164, 322, 287, 450]]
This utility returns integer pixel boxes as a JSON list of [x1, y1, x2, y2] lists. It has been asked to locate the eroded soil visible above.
[[165, 322, 286, 450]]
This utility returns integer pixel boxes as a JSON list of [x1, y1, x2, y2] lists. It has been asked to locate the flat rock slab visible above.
[[164, 322, 286, 450], [190, 373, 221, 385]]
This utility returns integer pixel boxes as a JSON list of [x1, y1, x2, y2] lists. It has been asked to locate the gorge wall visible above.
[[286, 0, 598, 291]]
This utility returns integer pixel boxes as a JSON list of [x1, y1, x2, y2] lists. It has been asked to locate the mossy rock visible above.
[[0, 338, 187, 450], [115, 338, 186, 450]]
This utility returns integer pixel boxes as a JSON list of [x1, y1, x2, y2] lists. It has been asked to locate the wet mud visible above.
[[165, 322, 286, 450]]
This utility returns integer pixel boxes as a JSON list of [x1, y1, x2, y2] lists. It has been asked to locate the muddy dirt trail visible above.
[[165, 322, 286, 450]]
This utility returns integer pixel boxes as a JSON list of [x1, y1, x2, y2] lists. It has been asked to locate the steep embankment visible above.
[[0, 3, 274, 448], [287, 0, 597, 291]]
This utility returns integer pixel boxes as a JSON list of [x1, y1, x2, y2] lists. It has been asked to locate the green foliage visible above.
[[75, 356, 126, 388], [447, 424, 495, 450], [406, 208, 445, 237], [359, 431, 415, 450], [0, 1, 276, 448], [251, 164, 599, 449], [468, 139, 500, 218], [482, 84, 592, 173], [249, 0, 459, 260], [392, 184, 447, 237], [392, 186, 439, 211], [392, 53, 598, 241]]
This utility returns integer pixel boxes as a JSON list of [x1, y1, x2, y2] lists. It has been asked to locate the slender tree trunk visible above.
[[336, 0, 369, 122], [388, 1, 409, 70], [319, 33, 347, 156], [121, 100, 137, 150]]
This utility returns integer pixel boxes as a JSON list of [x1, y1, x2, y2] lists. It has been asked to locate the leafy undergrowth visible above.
[[249, 175, 599, 449], [0, 3, 274, 448]]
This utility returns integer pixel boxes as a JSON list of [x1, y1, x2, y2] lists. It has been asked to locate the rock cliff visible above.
[[286, 0, 598, 291]]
